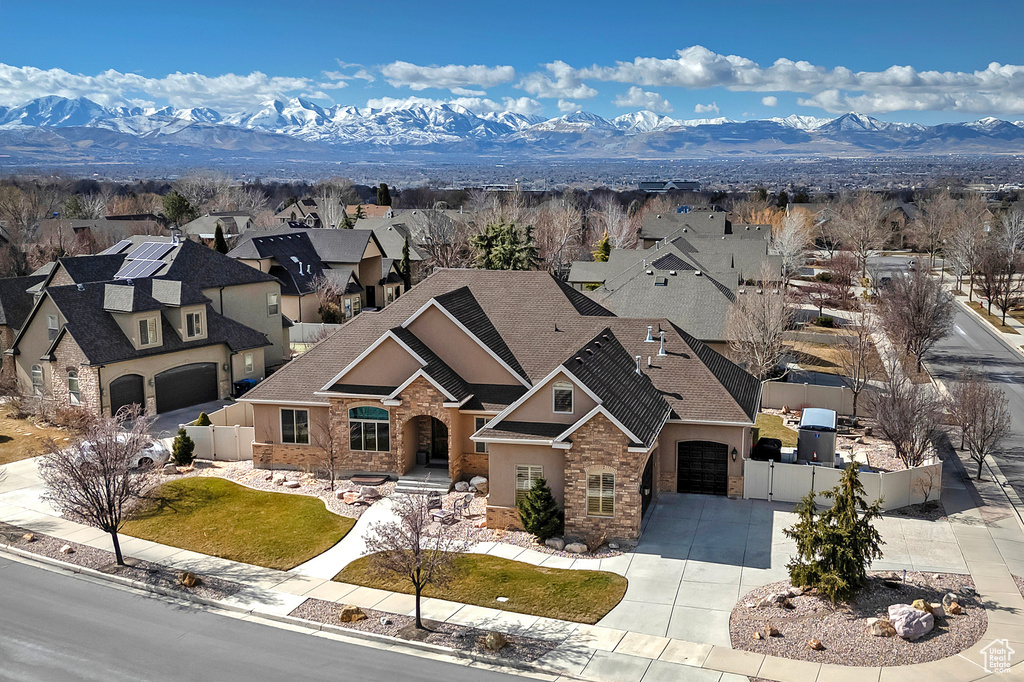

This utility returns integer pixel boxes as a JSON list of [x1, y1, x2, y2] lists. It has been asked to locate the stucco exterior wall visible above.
[[252, 403, 330, 445], [504, 373, 597, 424], [14, 296, 62, 398], [208, 280, 286, 366], [487, 443, 566, 509], [230, 347, 265, 383], [99, 345, 233, 415], [656, 421, 752, 493], [405, 305, 521, 385], [342, 337, 420, 387]]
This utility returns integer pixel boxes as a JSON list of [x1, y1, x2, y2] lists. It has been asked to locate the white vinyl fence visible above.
[[760, 381, 856, 417], [743, 458, 943, 511], [290, 322, 342, 345], [183, 402, 255, 461]]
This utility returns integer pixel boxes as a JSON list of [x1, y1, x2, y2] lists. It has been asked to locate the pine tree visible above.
[[341, 212, 355, 229], [354, 205, 366, 220], [171, 428, 196, 467], [517, 477, 563, 541], [518, 224, 540, 270], [783, 465, 884, 602], [470, 224, 498, 269], [162, 191, 198, 227], [195, 412, 212, 426], [63, 194, 87, 219], [213, 224, 229, 253], [400, 235, 412, 288], [377, 183, 392, 206], [592, 231, 611, 262]]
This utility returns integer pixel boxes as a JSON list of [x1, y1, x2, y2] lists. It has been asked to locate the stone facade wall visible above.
[[462, 452, 488, 478], [390, 376, 460, 480], [486, 504, 521, 531], [49, 336, 101, 413], [252, 442, 322, 471], [562, 412, 651, 541], [1, 326, 14, 378], [49, 268, 74, 286]]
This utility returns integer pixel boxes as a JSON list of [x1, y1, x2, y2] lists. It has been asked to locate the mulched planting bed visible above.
[[886, 501, 947, 522], [289, 598, 559, 662], [0, 521, 242, 602], [731, 571, 986, 667]]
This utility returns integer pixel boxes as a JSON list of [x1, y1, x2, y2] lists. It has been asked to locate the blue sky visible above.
[[2, 0, 1024, 123]]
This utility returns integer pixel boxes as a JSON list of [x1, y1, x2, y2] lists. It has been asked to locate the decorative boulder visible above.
[[930, 603, 946, 620], [272, 474, 286, 486], [484, 631, 507, 651], [283, 480, 300, 489], [178, 571, 200, 588], [469, 476, 488, 495], [911, 599, 933, 614], [545, 537, 565, 551], [869, 620, 897, 637], [342, 492, 361, 505], [59, 544, 74, 554], [359, 486, 381, 499], [564, 542, 587, 554], [767, 624, 780, 637], [942, 592, 959, 609], [807, 639, 824, 651], [752, 631, 762, 640], [22, 533, 35, 542], [338, 605, 366, 623], [473, 519, 487, 528], [888, 604, 934, 640], [755, 592, 791, 609], [163, 463, 179, 475], [454, 481, 470, 493], [335, 489, 349, 500], [948, 602, 962, 615]]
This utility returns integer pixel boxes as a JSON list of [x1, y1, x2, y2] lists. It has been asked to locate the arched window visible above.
[[349, 406, 389, 452], [68, 371, 80, 405], [31, 365, 43, 396]]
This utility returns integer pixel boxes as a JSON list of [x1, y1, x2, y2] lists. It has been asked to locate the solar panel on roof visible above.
[[128, 241, 174, 261], [114, 259, 165, 280], [100, 239, 133, 255]]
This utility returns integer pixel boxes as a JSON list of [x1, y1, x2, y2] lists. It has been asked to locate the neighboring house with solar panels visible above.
[[3, 236, 287, 417]]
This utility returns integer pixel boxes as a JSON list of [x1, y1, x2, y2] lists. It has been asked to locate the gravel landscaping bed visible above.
[[1015, 575, 1024, 598], [289, 597, 559, 662], [173, 460, 395, 519], [731, 572, 986, 667], [0, 520, 242, 601]]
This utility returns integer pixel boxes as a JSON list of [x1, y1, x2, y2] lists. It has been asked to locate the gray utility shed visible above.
[[797, 407, 837, 464]]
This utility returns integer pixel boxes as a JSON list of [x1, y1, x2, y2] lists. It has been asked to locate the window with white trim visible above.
[[185, 311, 203, 338], [68, 371, 80, 405], [475, 417, 488, 454], [244, 352, 254, 374], [515, 465, 543, 504], [553, 381, 574, 414], [587, 471, 615, 517], [344, 298, 353, 320], [138, 316, 158, 347], [386, 287, 396, 306], [31, 365, 43, 396], [352, 297, 361, 315], [281, 408, 309, 444], [267, 293, 279, 316], [349, 406, 390, 452], [47, 314, 59, 342]]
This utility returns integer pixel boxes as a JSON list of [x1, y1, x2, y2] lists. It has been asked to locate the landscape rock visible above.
[[272, 474, 286, 486], [177, 571, 200, 588], [484, 631, 507, 651], [454, 481, 470, 493], [564, 542, 587, 554], [545, 537, 565, 551], [379, 616, 392, 626], [335, 489, 348, 500], [162, 463, 179, 475], [283, 480, 300, 489], [787, 586, 806, 597], [755, 592, 792, 609], [888, 604, 934, 640], [864, 426, 873, 436], [752, 631, 762, 639], [359, 486, 381, 499], [930, 603, 946, 620], [767, 624, 780, 637], [911, 599, 933, 614], [22, 533, 35, 542], [473, 519, 487, 528], [338, 605, 366, 623], [59, 544, 73, 554], [608, 542, 620, 550], [469, 476, 488, 495], [807, 639, 824, 650], [959, 586, 976, 597], [942, 592, 959, 609], [868, 619, 897, 637], [948, 602, 962, 615], [342, 492, 361, 504]]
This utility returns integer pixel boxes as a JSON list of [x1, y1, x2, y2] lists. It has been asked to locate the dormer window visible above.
[[185, 311, 203, 339], [47, 314, 59, 341], [139, 316, 158, 347], [553, 381, 574, 414]]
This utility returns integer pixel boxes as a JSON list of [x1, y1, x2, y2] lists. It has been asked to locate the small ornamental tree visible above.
[[517, 477, 563, 542], [784, 465, 884, 603], [195, 412, 212, 426], [172, 428, 195, 467], [213, 224, 229, 253], [592, 231, 611, 262], [400, 234, 412, 288]]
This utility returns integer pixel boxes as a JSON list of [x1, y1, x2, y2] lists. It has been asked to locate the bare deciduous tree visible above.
[[38, 406, 155, 566], [871, 363, 944, 469], [313, 180, 350, 229], [837, 191, 889, 279], [590, 195, 635, 249], [878, 268, 954, 372], [413, 209, 473, 270], [946, 366, 1011, 480], [311, 414, 345, 491], [727, 266, 793, 381], [828, 251, 858, 307], [772, 210, 813, 286], [364, 494, 469, 629], [837, 306, 880, 418], [174, 173, 229, 213], [909, 189, 957, 270], [533, 199, 583, 276]]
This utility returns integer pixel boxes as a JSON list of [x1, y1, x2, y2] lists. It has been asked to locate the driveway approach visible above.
[[596, 493, 971, 645]]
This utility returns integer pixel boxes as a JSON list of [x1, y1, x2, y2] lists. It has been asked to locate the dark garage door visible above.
[[154, 363, 218, 413], [109, 374, 145, 417], [677, 441, 728, 495]]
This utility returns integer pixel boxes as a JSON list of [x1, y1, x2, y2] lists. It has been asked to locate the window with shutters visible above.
[[475, 417, 488, 453], [515, 465, 542, 504], [587, 472, 615, 517]]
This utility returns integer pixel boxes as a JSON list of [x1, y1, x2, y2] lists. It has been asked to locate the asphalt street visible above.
[[925, 304, 1024, 503], [0, 556, 524, 682]]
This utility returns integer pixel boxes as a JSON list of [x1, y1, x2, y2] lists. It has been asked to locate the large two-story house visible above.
[[238, 270, 760, 541]]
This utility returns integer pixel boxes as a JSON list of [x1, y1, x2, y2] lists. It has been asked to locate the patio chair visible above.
[[453, 493, 474, 517], [426, 492, 442, 511]]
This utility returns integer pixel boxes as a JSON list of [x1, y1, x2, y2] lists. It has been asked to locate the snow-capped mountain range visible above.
[[3, 95, 1024, 165]]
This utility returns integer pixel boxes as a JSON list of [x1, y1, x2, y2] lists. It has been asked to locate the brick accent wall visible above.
[[728, 475, 744, 498], [562, 412, 651, 541], [462, 452, 488, 478], [49, 336, 101, 413], [390, 376, 461, 480], [252, 441, 322, 471], [486, 505, 521, 531]]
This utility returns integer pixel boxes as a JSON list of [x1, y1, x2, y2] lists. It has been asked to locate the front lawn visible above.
[[0, 416, 74, 465], [756, 413, 798, 447], [335, 553, 627, 624], [123, 477, 354, 570]]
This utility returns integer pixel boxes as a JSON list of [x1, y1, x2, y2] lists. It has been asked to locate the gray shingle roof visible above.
[[434, 287, 528, 382], [0, 275, 45, 329], [228, 227, 374, 265], [475, 421, 568, 440]]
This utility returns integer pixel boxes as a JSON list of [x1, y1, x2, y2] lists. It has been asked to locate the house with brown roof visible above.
[[239, 270, 760, 540]]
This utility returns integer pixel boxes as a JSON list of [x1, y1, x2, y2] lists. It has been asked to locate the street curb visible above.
[[0, 542, 579, 680]]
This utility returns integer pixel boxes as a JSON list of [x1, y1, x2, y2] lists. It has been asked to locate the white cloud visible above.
[[450, 87, 487, 97], [557, 99, 580, 113], [519, 61, 598, 100], [381, 61, 514, 92], [365, 94, 543, 116], [694, 102, 719, 114], [612, 86, 673, 113], [333, 60, 375, 83], [761, 95, 778, 107]]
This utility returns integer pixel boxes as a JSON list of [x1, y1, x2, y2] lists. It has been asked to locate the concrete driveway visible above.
[[147, 399, 232, 437], [597, 493, 971, 646]]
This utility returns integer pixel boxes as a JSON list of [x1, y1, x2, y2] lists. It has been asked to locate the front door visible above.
[[429, 417, 448, 467]]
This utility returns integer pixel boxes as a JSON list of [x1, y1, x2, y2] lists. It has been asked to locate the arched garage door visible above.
[[109, 374, 145, 417], [154, 363, 218, 413], [677, 441, 728, 495]]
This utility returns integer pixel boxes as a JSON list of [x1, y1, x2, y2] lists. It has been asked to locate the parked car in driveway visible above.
[[78, 436, 170, 469]]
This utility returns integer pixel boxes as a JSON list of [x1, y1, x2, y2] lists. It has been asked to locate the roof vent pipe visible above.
[[635, 355, 642, 375], [647, 356, 652, 368], [658, 331, 667, 357], [645, 325, 654, 342]]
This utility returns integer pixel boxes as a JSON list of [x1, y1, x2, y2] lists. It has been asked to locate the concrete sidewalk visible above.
[[1, 455, 1022, 682]]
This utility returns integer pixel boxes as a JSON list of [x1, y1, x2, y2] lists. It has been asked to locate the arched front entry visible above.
[[402, 415, 450, 470], [677, 440, 728, 495], [109, 374, 145, 417]]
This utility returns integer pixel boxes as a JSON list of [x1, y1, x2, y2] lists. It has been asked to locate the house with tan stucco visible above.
[[239, 269, 761, 541]]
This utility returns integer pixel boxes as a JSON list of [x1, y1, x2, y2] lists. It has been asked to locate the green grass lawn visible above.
[[123, 477, 354, 570], [335, 553, 627, 624], [756, 413, 798, 447]]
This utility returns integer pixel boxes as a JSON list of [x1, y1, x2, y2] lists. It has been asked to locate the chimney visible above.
[[635, 355, 642, 375], [645, 325, 654, 342], [658, 331, 667, 357]]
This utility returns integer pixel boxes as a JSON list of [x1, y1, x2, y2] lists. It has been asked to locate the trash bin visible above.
[[416, 450, 428, 466]]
